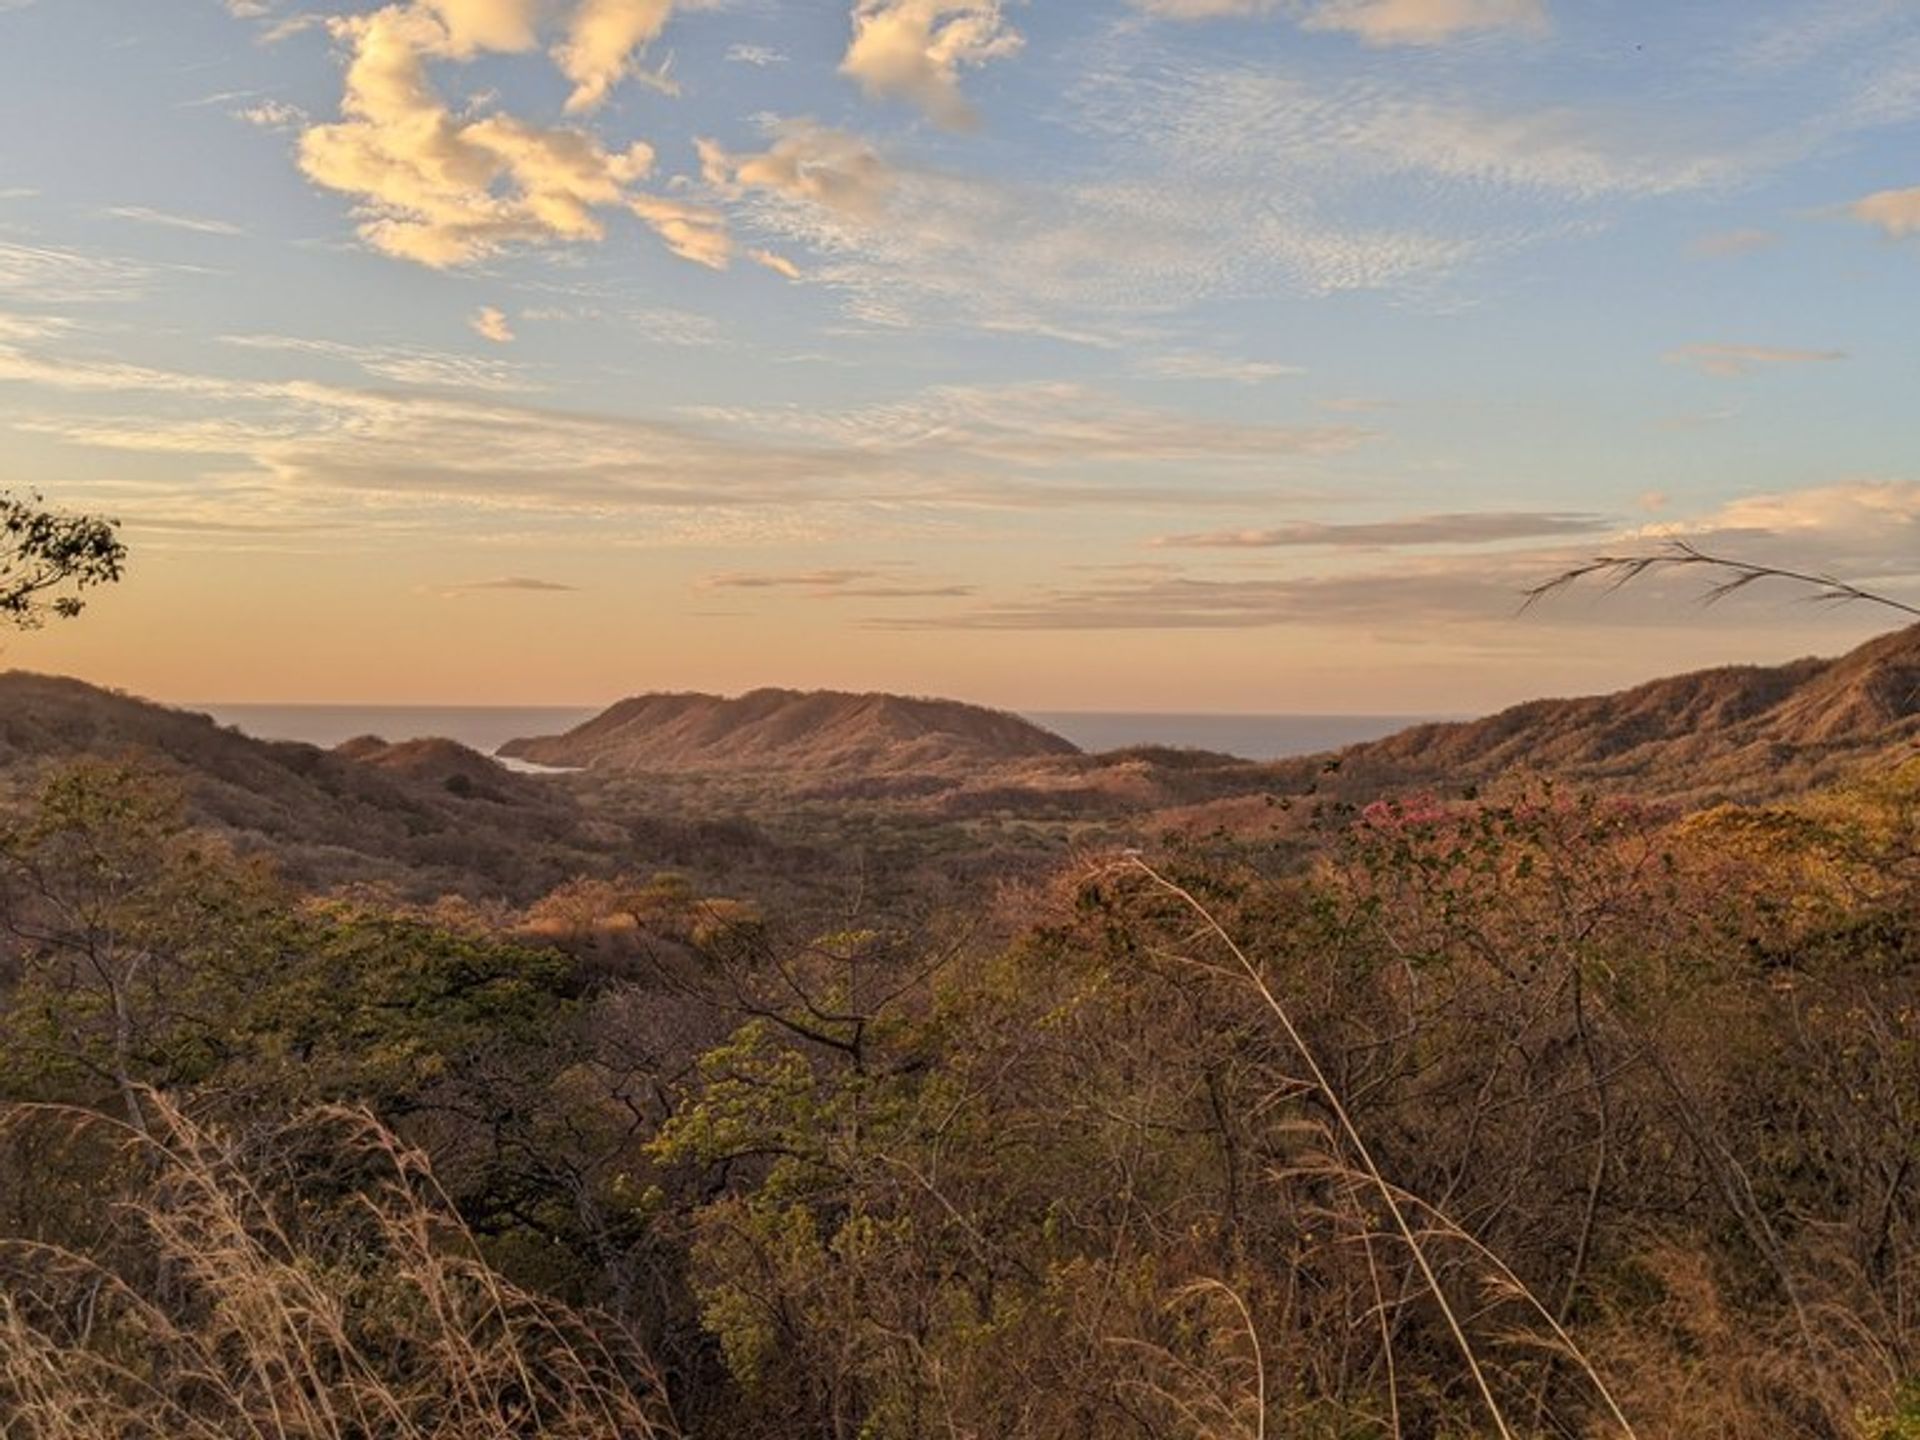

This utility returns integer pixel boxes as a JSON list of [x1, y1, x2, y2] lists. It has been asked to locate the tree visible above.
[[0, 488, 126, 628]]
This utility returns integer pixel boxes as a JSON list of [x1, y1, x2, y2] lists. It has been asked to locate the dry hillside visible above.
[[501, 687, 1082, 774]]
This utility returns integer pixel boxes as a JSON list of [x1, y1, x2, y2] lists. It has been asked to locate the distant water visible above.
[[198, 705, 599, 755], [200, 704, 1442, 763]]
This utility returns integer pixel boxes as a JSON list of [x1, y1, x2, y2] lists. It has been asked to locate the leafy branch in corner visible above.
[[1, 489, 127, 629], [1522, 539, 1920, 620]]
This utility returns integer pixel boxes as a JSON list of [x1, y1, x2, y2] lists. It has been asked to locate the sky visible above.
[[3, 0, 1920, 713]]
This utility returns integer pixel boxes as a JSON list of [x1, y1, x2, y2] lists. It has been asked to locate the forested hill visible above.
[[7, 624, 1920, 889], [500, 687, 1082, 774], [1328, 620, 1920, 798], [1117, 623, 1920, 833], [0, 672, 774, 899]]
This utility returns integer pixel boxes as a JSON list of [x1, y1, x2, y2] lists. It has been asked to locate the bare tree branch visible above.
[[1522, 540, 1920, 619]]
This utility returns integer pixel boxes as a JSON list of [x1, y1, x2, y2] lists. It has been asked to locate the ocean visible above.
[[198, 704, 1446, 763]]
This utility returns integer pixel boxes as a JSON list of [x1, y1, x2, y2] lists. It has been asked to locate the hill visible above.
[[1145, 623, 1920, 836], [0, 673, 780, 900], [1339, 622, 1920, 793], [500, 687, 1082, 775]]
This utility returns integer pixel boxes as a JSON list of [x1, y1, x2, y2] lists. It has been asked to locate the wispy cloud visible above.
[[707, 114, 1477, 333], [2, 325, 1360, 534], [1131, 0, 1546, 44], [1693, 228, 1774, 258], [0, 241, 149, 303], [1848, 184, 1920, 238], [702, 567, 973, 599], [0, 310, 71, 342], [221, 333, 532, 390], [873, 567, 1522, 631], [726, 42, 787, 65], [102, 205, 246, 236], [690, 381, 1371, 467], [234, 99, 307, 130], [436, 575, 579, 596], [1300, 0, 1547, 46], [1665, 343, 1847, 377], [1135, 350, 1303, 384], [518, 301, 723, 346], [1155, 512, 1610, 548], [705, 30, 1764, 338], [879, 482, 1920, 632]]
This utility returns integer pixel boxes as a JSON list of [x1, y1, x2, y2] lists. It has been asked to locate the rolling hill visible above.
[[8, 624, 1920, 895], [1140, 623, 1920, 835], [0, 673, 780, 899], [500, 687, 1082, 774], [1333, 621, 1920, 794]]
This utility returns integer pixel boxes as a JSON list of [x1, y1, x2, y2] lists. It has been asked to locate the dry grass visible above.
[[1110, 856, 1642, 1440], [0, 1094, 678, 1440]]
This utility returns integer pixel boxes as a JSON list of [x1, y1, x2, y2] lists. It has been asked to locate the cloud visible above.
[[705, 37, 1758, 336], [705, 567, 882, 589], [520, 300, 723, 345], [1659, 405, 1740, 431], [263, 13, 323, 42], [1131, 0, 1545, 40], [102, 205, 246, 236], [438, 575, 578, 595], [1302, 0, 1546, 45], [703, 568, 973, 599], [692, 381, 1372, 468], [840, 0, 1022, 129], [700, 119, 893, 218], [1665, 343, 1847, 377], [704, 114, 1479, 333], [222, 332, 531, 389], [1075, 60, 1738, 204], [1693, 228, 1774, 258], [1136, 350, 1303, 384], [1848, 184, 1920, 238], [0, 325, 1365, 536], [1679, 480, 1920, 544], [0, 241, 148, 303], [235, 99, 307, 129], [1131, 0, 1285, 16], [750, 248, 802, 279], [726, 43, 787, 66], [470, 306, 515, 343], [1155, 512, 1610, 548], [0, 311, 70, 342], [873, 567, 1527, 631], [422, 0, 541, 55], [627, 194, 731, 268], [555, 0, 692, 113], [296, 3, 723, 268], [882, 482, 1920, 633]]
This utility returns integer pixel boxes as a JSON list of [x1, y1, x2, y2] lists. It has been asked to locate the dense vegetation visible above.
[[3, 734, 1918, 1437]]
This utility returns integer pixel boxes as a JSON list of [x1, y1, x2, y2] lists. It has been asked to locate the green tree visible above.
[[0, 488, 126, 628]]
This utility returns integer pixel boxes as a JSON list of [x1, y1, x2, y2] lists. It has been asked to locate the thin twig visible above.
[[1521, 541, 1920, 619]]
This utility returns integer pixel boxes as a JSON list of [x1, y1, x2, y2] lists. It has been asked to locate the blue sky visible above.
[[3, 0, 1919, 710]]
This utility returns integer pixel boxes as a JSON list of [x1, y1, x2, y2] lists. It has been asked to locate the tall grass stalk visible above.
[[1116, 856, 1641, 1440]]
